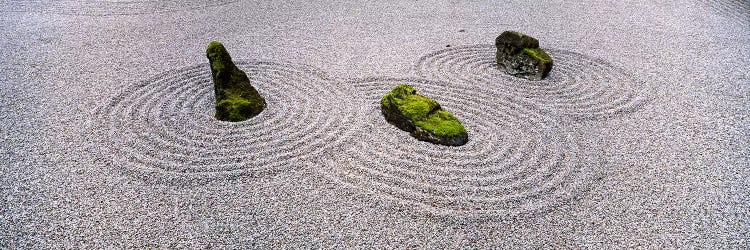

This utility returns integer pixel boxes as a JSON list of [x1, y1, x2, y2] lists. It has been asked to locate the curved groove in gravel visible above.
[[92, 61, 361, 184], [2, 0, 239, 16], [317, 77, 602, 218], [414, 44, 651, 120], [701, 0, 750, 25]]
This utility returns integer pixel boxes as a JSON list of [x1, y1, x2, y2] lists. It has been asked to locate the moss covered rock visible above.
[[495, 31, 553, 80], [207, 41, 265, 122], [381, 84, 468, 146]]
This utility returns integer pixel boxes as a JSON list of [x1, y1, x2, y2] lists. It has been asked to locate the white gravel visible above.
[[1, 0, 748, 248]]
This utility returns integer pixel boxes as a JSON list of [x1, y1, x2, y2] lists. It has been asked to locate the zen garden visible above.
[[1, 0, 747, 248]]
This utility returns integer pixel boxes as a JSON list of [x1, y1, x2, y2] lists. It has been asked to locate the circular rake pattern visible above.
[[93, 61, 362, 184], [414, 44, 651, 121], [2, 0, 238, 16], [318, 77, 602, 219], [701, 0, 750, 25]]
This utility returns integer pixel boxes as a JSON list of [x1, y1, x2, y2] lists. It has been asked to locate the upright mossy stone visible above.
[[380, 84, 468, 146], [206, 41, 265, 122], [495, 30, 553, 80]]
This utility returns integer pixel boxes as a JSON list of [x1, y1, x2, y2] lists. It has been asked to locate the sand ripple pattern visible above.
[[318, 77, 601, 218], [93, 61, 360, 184], [414, 45, 650, 120], [701, 0, 750, 25], [2, 0, 238, 16]]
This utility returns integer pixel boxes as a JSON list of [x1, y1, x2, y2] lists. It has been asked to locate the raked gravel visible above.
[[1, 0, 748, 248]]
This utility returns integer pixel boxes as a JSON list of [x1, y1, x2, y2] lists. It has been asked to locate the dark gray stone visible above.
[[380, 84, 469, 146], [206, 41, 266, 122], [495, 31, 553, 80]]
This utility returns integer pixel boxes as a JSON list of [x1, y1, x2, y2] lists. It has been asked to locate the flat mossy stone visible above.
[[523, 47, 552, 63], [381, 84, 468, 146], [496, 30, 539, 49], [522, 47, 553, 79], [495, 31, 553, 80], [206, 41, 265, 122]]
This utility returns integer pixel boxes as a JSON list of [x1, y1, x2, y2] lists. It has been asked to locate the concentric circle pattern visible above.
[[702, 0, 750, 25], [318, 77, 602, 218], [414, 44, 651, 120], [2, 0, 238, 16], [93, 61, 362, 184]]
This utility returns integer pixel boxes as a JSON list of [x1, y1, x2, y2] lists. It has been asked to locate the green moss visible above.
[[223, 87, 263, 104], [523, 47, 552, 63], [399, 95, 439, 121], [207, 40, 265, 122], [207, 41, 234, 74], [496, 30, 539, 48], [415, 110, 466, 137], [216, 97, 253, 122], [380, 84, 414, 108], [381, 84, 466, 138], [381, 84, 440, 121]]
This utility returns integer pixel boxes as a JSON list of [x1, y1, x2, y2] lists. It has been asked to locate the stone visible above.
[[380, 84, 468, 146], [206, 41, 265, 122], [495, 31, 553, 80]]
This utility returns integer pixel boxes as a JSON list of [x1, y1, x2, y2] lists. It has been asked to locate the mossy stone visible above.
[[523, 47, 552, 63], [381, 84, 468, 146], [496, 30, 539, 49], [206, 41, 265, 122], [495, 30, 553, 80]]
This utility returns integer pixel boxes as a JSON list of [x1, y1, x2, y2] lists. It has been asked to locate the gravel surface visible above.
[[1, 0, 748, 248]]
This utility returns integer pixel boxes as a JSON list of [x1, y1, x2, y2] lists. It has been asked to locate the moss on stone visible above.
[[381, 84, 438, 121], [496, 30, 539, 49], [523, 47, 552, 63], [414, 110, 466, 138], [207, 41, 233, 76], [381, 84, 467, 139], [216, 97, 253, 122], [496, 31, 553, 80], [206, 40, 265, 122]]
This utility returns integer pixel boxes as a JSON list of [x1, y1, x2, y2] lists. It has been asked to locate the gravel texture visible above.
[[1, 0, 748, 248]]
